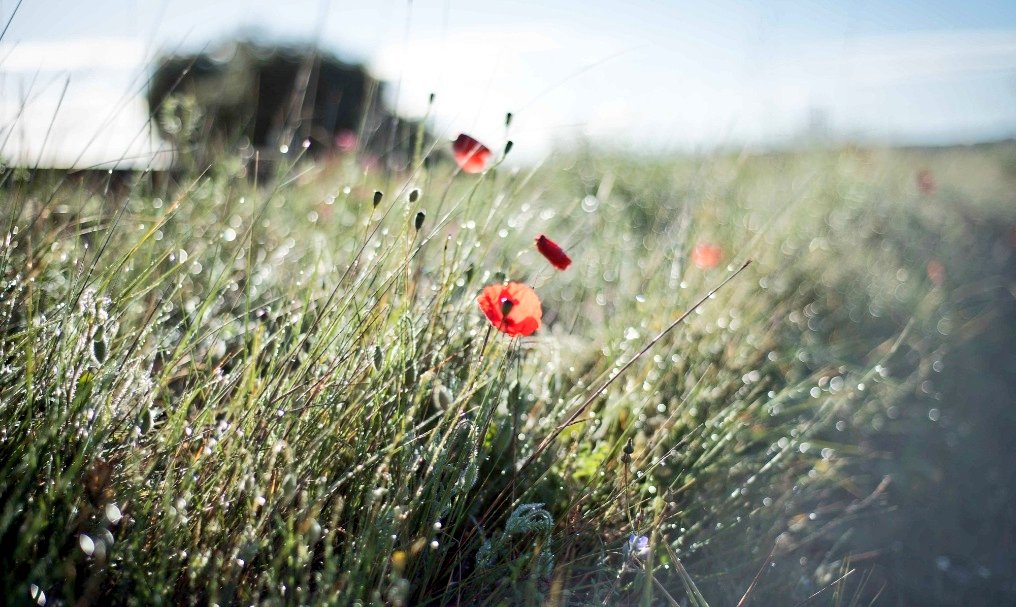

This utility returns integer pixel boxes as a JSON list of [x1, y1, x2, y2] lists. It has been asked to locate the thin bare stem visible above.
[[518, 259, 752, 473]]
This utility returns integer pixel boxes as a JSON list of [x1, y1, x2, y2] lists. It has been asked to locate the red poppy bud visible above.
[[535, 234, 572, 270], [916, 169, 936, 195], [452, 133, 492, 174]]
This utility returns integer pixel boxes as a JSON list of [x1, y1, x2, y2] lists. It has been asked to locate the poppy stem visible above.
[[477, 324, 493, 365], [518, 259, 753, 473]]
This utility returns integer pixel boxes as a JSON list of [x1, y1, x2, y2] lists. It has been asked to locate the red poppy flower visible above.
[[452, 133, 492, 173], [916, 169, 936, 195], [691, 242, 723, 269], [335, 129, 358, 152], [535, 234, 572, 270], [477, 282, 542, 336], [926, 259, 945, 286]]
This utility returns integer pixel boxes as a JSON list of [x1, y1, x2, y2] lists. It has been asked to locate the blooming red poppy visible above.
[[452, 133, 492, 173], [477, 282, 542, 337], [691, 242, 723, 270], [926, 259, 945, 286], [535, 234, 572, 270]]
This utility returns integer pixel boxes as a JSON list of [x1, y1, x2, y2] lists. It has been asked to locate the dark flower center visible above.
[[499, 295, 515, 316]]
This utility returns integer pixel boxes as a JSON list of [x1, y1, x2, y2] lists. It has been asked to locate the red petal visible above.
[[535, 234, 572, 270], [477, 284, 506, 326], [453, 133, 492, 174]]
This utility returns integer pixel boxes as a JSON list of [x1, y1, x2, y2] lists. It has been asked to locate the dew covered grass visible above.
[[1, 141, 1014, 605]]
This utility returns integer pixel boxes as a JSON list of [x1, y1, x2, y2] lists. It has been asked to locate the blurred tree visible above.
[[147, 40, 431, 169]]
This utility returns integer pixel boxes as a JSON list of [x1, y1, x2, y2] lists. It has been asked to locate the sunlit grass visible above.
[[1, 140, 1013, 605]]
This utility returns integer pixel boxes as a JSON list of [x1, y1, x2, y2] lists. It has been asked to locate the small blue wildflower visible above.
[[627, 534, 650, 558]]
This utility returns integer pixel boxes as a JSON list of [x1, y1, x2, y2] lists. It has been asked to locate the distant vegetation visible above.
[[1, 132, 1014, 604], [148, 40, 432, 168]]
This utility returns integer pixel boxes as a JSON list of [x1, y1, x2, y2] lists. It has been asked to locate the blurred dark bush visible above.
[[147, 40, 431, 168]]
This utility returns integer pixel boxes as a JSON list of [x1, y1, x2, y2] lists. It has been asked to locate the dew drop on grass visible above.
[[79, 534, 95, 556], [105, 503, 122, 524], [222, 228, 237, 242], [29, 584, 45, 606], [928, 408, 941, 422], [581, 195, 600, 213]]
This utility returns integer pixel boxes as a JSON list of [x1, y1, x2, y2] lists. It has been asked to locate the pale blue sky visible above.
[[2, 1, 1015, 166]]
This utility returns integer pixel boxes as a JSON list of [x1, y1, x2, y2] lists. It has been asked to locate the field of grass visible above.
[[1, 139, 1014, 605]]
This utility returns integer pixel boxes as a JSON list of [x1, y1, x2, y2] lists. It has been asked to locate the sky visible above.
[[1, 0, 1015, 167]]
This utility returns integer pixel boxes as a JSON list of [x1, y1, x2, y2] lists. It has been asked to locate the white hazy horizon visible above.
[[2, 1, 1016, 168]]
